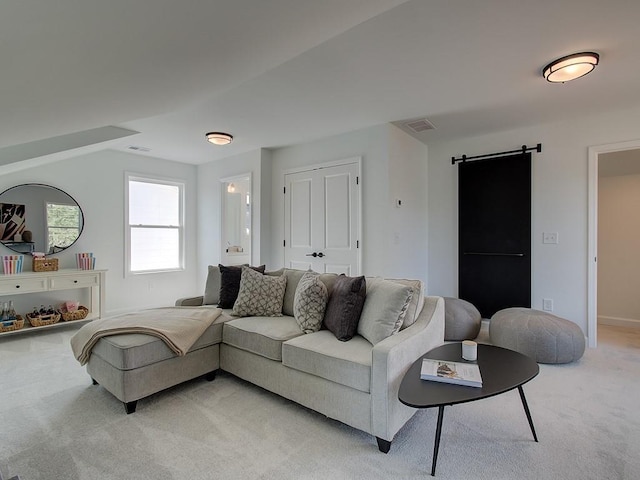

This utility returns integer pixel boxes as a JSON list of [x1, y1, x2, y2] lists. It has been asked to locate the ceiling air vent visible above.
[[127, 145, 151, 152], [404, 118, 435, 133]]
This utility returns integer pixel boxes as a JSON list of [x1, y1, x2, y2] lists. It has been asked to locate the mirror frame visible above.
[[0, 183, 85, 254], [220, 173, 252, 265]]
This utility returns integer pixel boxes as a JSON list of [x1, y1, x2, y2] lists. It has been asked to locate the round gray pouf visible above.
[[444, 297, 481, 341], [490, 308, 585, 364]]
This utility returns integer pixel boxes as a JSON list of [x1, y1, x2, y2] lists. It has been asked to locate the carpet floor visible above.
[[0, 323, 638, 480]]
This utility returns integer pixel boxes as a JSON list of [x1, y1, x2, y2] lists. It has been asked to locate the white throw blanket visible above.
[[70, 307, 222, 365]]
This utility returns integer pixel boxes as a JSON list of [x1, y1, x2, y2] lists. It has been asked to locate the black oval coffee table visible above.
[[399, 343, 539, 476]]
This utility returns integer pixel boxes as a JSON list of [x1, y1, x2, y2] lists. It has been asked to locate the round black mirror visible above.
[[0, 183, 84, 254]]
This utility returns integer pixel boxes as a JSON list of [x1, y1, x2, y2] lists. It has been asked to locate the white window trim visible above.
[[125, 172, 186, 276]]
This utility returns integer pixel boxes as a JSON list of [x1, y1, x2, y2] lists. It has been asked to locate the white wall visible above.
[[597, 174, 640, 324], [426, 104, 640, 339], [0, 150, 198, 315], [268, 123, 428, 281]]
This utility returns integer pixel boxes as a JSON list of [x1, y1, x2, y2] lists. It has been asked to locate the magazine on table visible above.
[[420, 358, 483, 388]]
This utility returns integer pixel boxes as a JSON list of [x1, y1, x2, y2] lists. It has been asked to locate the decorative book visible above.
[[420, 358, 483, 388]]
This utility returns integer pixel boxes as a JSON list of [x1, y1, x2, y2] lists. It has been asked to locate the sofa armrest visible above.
[[370, 296, 445, 441], [175, 296, 204, 307]]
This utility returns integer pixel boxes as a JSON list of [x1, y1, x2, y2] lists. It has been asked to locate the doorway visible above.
[[283, 159, 361, 275], [588, 140, 640, 347]]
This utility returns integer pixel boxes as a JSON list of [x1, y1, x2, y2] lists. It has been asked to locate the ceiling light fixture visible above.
[[542, 52, 599, 83], [205, 132, 233, 145]]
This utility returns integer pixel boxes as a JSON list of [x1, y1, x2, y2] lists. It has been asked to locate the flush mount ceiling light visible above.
[[205, 132, 233, 145], [542, 52, 600, 83]]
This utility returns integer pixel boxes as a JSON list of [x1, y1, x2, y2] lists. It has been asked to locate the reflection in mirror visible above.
[[0, 184, 84, 254], [221, 174, 251, 265]]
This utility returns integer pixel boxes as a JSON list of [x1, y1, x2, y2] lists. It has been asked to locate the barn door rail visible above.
[[452, 143, 542, 165], [463, 252, 525, 257]]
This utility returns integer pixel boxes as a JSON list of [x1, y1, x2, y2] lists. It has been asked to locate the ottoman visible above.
[[87, 312, 230, 413], [489, 308, 585, 364], [444, 297, 482, 341]]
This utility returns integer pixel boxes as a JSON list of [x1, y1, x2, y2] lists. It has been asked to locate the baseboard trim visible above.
[[598, 315, 640, 329]]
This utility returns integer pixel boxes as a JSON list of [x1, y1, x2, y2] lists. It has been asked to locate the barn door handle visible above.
[[306, 252, 318, 257]]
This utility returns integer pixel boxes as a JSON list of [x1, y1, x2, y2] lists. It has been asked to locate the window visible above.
[[126, 174, 184, 273], [46, 202, 82, 253]]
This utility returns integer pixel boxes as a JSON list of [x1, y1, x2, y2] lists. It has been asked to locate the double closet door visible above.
[[458, 153, 531, 318], [283, 161, 360, 275]]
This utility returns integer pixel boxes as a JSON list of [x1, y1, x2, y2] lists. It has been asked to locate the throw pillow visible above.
[[218, 264, 265, 309], [357, 278, 413, 345], [232, 266, 287, 317], [293, 271, 328, 333], [203, 265, 222, 305], [323, 275, 366, 342], [378, 278, 425, 330]]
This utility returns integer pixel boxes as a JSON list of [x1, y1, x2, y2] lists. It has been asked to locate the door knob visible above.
[[305, 252, 318, 257], [317, 252, 325, 258]]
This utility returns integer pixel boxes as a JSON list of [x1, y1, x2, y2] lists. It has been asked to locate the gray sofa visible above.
[[85, 268, 445, 452]]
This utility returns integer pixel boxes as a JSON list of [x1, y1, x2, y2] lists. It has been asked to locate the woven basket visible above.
[[0, 315, 25, 333], [32, 257, 59, 272], [61, 306, 89, 322], [27, 312, 61, 327]]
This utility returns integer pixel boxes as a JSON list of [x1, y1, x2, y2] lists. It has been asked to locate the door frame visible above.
[[282, 156, 362, 273], [587, 138, 640, 348]]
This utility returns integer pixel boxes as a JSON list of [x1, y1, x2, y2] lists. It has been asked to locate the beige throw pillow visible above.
[[293, 271, 328, 333], [357, 278, 413, 344], [232, 266, 287, 317]]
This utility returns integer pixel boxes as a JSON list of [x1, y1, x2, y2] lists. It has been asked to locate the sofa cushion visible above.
[[282, 330, 372, 393], [232, 266, 287, 317], [357, 278, 413, 344], [223, 316, 303, 361], [282, 269, 307, 316], [203, 265, 222, 305], [293, 271, 328, 333], [91, 308, 232, 370], [323, 275, 366, 342], [218, 264, 265, 308]]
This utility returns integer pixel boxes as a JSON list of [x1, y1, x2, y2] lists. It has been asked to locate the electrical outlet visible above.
[[542, 298, 553, 311], [543, 232, 558, 244]]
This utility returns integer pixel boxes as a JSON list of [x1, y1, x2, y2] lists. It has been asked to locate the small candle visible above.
[[462, 340, 478, 361]]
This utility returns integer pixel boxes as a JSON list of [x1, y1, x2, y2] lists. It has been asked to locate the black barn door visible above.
[[458, 153, 531, 318]]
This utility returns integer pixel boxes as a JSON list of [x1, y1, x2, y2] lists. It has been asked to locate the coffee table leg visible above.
[[431, 405, 445, 476], [517, 385, 538, 442]]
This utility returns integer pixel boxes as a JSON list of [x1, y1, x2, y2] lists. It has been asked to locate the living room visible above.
[[1, 1, 639, 479]]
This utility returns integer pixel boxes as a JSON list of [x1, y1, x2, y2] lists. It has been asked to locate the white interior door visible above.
[[284, 161, 360, 275]]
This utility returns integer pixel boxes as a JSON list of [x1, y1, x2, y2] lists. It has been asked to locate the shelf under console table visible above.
[[0, 269, 106, 338]]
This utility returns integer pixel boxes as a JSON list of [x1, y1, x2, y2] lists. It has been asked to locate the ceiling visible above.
[[3, 0, 640, 167]]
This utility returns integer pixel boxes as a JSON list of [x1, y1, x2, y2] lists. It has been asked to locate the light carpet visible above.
[[0, 323, 639, 480]]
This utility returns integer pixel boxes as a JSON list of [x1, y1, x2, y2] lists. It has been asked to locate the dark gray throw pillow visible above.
[[218, 264, 265, 309], [322, 275, 366, 341]]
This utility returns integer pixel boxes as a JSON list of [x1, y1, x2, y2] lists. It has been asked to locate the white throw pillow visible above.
[[293, 271, 328, 333], [357, 278, 413, 344], [232, 266, 287, 317]]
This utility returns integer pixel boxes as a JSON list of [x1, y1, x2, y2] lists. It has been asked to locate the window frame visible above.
[[125, 173, 186, 275]]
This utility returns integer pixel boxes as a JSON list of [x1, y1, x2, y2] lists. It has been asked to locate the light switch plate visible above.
[[543, 232, 558, 244]]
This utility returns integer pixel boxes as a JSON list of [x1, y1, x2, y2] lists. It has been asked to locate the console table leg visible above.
[[518, 386, 538, 442], [431, 405, 445, 476]]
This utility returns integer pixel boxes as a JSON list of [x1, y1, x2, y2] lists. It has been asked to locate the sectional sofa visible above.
[[84, 267, 445, 452]]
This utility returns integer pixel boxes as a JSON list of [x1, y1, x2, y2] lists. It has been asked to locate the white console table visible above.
[[0, 269, 106, 338]]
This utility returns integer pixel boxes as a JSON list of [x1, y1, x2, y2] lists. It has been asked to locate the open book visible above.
[[420, 358, 483, 388]]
